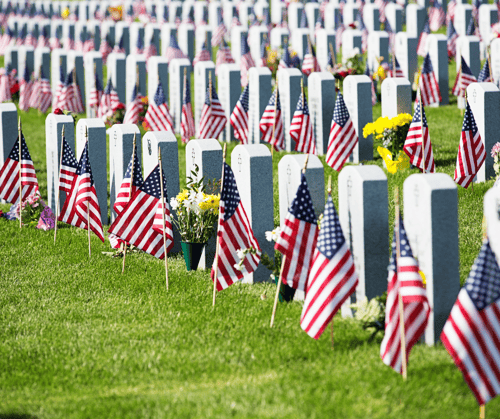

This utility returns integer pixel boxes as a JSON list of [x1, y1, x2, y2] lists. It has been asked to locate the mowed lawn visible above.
[[1, 71, 499, 418]]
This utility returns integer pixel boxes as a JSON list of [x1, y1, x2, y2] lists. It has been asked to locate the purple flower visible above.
[[491, 142, 500, 158]]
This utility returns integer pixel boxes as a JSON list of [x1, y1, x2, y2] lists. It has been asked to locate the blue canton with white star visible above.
[[289, 173, 317, 224], [269, 89, 281, 111], [388, 214, 414, 272], [413, 100, 428, 127], [317, 195, 345, 259], [204, 83, 220, 105], [104, 78, 113, 95], [239, 85, 249, 112], [296, 92, 310, 115], [95, 72, 103, 92], [61, 137, 78, 169], [140, 164, 167, 200], [76, 143, 94, 186], [183, 76, 192, 104], [465, 240, 500, 311], [461, 56, 474, 76], [478, 60, 490, 82], [8, 135, 32, 163], [154, 83, 167, 106], [462, 102, 478, 135], [333, 92, 351, 127], [221, 163, 240, 220], [422, 53, 434, 75], [124, 146, 144, 188], [241, 35, 251, 55]]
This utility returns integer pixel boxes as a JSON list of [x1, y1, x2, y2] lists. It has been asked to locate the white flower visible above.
[[265, 227, 282, 242], [236, 248, 245, 260], [233, 263, 243, 271], [170, 197, 179, 210]]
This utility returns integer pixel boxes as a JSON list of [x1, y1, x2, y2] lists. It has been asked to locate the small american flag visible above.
[[83, 33, 95, 54], [279, 43, 293, 69], [215, 38, 235, 74], [259, 87, 285, 151], [144, 82, 174, 132], [52, 66, 65, 110], [275, 173, 318, 292], [375, 0, 387, 22], [134, 31, 144, 55], [38, 71, 52, 114], [99, 34, 113, 64], [429, 0, 446, 31], [89, 71, 103, 111], [301, 194, 357, 339], [299, 8, 308, 28], [165, 32, 187, 63], [417, 20, 430, 57], [113, 32, 126, 53], [390, 56, 405, 78], [0, 134, 39, 204], [113, 144, 143, 215], [193, 38, 211, 66], [466, 15, 478, 37], [25, 29, 36, 48], [446, 21, 458, 57], [58, 134, 78, 194], [181, 74, 196, 143], [302, 39, 321, 76], [420, 53, 442, 106], [19, 66, 32, 112], [404, 98, 435, 173], [144, 33, 158, 64], [326, 92, 358, 171], [240, 35, 255, 87], [108, 164, 174, 259], [380, 214, 430, 375], [257, 38, 268, 68], [37, 25, 49, 48], [98, 78, 113, 118], [230, 84, 250, 144], [211, 163, 261, 291], [0, 69, 12, 103], [60, 71, 84, 114], [290, 92, 317, 154], [58, 142, 104, 242], [123, 85, 144, 125], [441, 239, 500, 405], [454, 101, 486, 189], [478, 59, 492, 83], [212, 9, 227, 47], [198, 83, 227, 139], [452, 57, 477, 98]]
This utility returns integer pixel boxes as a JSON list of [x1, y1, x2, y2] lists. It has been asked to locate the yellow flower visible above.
[[363, 122, 375, 138], [61, 7, 70, 19], [176, 190, 189, 202], [376, 65, 386, 80], [377, 147, 410, 174], [419, 270, 426, 286]]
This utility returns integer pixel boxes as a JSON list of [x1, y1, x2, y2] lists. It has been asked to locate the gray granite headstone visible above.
[[367, 31, 389, 72], [277, 68, 303, 151], [194, 61, 216, 129], [403, 173, 460, 345], [109, 124, 142, 222], [305, 2, 320, 38], [169, 58, 192, 133], [248, 26, 268, 64], [106, 52, 126, 105], [178, 23, 195, 63], [479, 4, 498, 44], [18, 46, 34, 83], [195, 25, 212, 60], [344, 75, 373, 163], [34, 47, 50, 81], [291, 29, 310, 60], [76, 119, 108, 224], [67, 50, 85, 107], [308, 72, 335, 156], [338, 165, 388, 317], [185, 139, 223, 269], [324, 3, 342, 31], [84, 51, 103, 117], [381, 78, 412, 118], [142, 130, 181, 254], [395, 32, 418, 82], [231, 144, 274, 283], [147, 56, 169, 103], [125, 54, 147, 105], [426, 34, 449, 106], [51, 49, 68, 95], [218, 63, 241, 142], [248, 66, 272, 144], [4, 46, 19, 75], [287, 2, 303, 31], [0, 103, 18, 166], [456, 36, 480, 108]]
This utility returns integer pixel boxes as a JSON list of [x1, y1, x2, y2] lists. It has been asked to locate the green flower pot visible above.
[[181, 242, 206, 271]]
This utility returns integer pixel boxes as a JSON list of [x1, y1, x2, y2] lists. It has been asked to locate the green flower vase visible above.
[[181, 242, 206, 271]]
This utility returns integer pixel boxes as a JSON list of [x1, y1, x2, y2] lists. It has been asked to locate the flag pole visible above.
[[459, 57, 464, 116], [158, 146, 170, 291], [54, 125, 65, 244], [392, 53, 396, 78], [122, 132, 137, 274], [213, 143, 227, 307], [327, 175, 334, 349], [418, 88, 427, 174], [270, 80, 279, 160], [85, 127, 91, 258], [270, 153, 310, 327], [488, 50, 494, 85], [480, 404, 485, 419], [18, 117, 22, 229], [395, 187, 407, 380]]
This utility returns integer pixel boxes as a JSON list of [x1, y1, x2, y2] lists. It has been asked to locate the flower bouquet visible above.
[[11, 191, 56, 230], [330, 48, 365, 82], [104, 102, 125, 127], [350, 293, 387, 341], [492, 142, 500, 185]]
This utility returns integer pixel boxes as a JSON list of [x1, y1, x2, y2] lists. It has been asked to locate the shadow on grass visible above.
[[0, 414, 39, 419]]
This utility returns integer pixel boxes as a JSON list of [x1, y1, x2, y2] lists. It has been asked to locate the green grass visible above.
[[0, 72, 498, 418]]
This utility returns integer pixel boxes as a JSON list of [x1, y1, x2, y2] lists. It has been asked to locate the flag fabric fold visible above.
[[198, 83, 227, 140], [58, 135, 78, 194], [113, 144, 144, 215], [181, 74, 196, 143], [144, 82, 174, 132], [123, 86, 144, 125], [259, 86, 285, 151], [290, 91, 317, 154], [230, 84, 250, 144], [420, 53, 442, 106]]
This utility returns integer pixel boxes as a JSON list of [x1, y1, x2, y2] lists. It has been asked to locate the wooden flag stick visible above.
[[209, 71, 212, 107], [327, 175, 333, 349], [480, 404, 485, 419], [213, 143, 227, 307], [488, 51, 494, 85], [270, 154, 310, 327], [418, 88, 427, 174], [54, 125, 65, 244], [86, 127, 91, 258], [395, 187, 408, 380], [459, 57, 464, 116], [18, 117, 22, 229], [122, 133, 137, 274], [392, 53, 396, 78], [158, 147, 170, 290]]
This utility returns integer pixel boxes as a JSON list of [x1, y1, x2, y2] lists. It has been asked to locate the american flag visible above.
[[447, 19, 459, 58], [404, 98, 435, 173], [198, 83, 227, 139], [58, 142, 104, 242], [454, 101, 486, 189], [314, 11, 324, 40], [279, 42, 293, 69], [108, 164, 174, 259], [63, 71, 85, 114], [429, 0, 446, 31], [37, 70, 52, 113], [231, 8, 242, 28], [144, 33, 158, 63], [466, 15, 478, 37], [0, 134, 39, 204], [19, 65, 32, 112], [58, 134, 78, 194], [452, 57, 477, 98], [326, 92, 358, 171], [302, 39, 321, 76], [447, 0, 457, 24], [375, 0, 387, 22], [0, 26, 13, 54], [165, 32, 187, 62], [52, 66, 65, 110], [240, 35, 255, 87], [380, 214, 430, 375], [25, 29, 36, 48], [478, 59, 492, 83], [83, 33, 95, 54], [113, 144, 143, 215], [134, 31, 144, 55], [390, 56, 405, 78], [420, 53, 442, 106], [89, 71, 103, 111], [113, 32, 126, 53], [181, 73, 196, 143], [193, 38, 211, 66], [230, 84, 250, 144], [299, 8, 308, 28], [212, 9, 227, 47], [300, 194, 358, 339], [290, 92, 317, 154], [37, 25, 49, 48], [335, 13, 345, 53], [365, 64, 377, 105], [99, 34, 113, 64], [144, 82, 174, 132], [441, 239, 500, 406], [98, 78, 113, 118], [123, 85, 144, 125], [216, 38, 235, 74], [210, 163, 261, 291], [29, 74, 41, 110], [259, 87, 285, 151], [275, 173, 318, 292], [49, 35, 61, 51], [417, 20, 430, 57], [359, 13, 369, 53], [0, 69, 12, 103]]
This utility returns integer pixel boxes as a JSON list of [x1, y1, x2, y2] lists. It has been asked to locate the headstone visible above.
[[178, 23, 195, 63], [76, 119, 108, 224], [381, 78, 412, 118], [324, 3, 341, 31], [466, 83, 500, 183], [271, 0, 286, 25], [426, 34, 449, 106], [144, 23, 161, 57], [218, 63, 241, 142], [160, 24, 177, 56], [0, 103, 18, 167], [142, 130, 181, 254], [338, 166, 388, 317], [367, 31, 389, 72], [248, 25, 268, 64], [305, 2, 320, 38], [125, 55, 147, 106], [115, 21, 130, 55], [456, 36, 480, 108], [395, 32, 418, 82], [62, 21, 75, 50], [385, 3, 404, 33], [491, 38, 500, 88], [194, 1, 208, 26], [406, 4, 426, 39], [195, 25, 212, 60], [316, 29, 336, 71], [270, 27, 290, 50], [343, 3, 360, 26], [129, 22, 145, 55], [341, 30, 362, 63], [18, 46, 35, 82], [308, 72, 335, 155], [403, 173, 460, 345], [4, 46, 19, 75], [248, 67, 272, 144], [50, 49, 68, 96], [45, 113, 75, 212], [101, 21, 116, 49], [67, 50, 85, 107], [34, 47, 50, 81], [231, 27, 249, 66], [208, 1, 222, 29], [291, 28, 310, 60], [84, 52, 103, 117], [223, 2, 236, 29], [479, 4, 498, 44], [109, 124, 142, 222], [277, 68, 303, 151], [147, 57, 169, 104], [194, 61, 216, 129], [106, 52, 126, 105], [343, 75, 373, 163], [169, 58, 192, 133], [185, 139, 223, 269], [231, 144, 274, 283], [484, 186, 500, 262], [454, 4, 473, 36], [362, 4, 381, 32], [288, 2, 304, 31]]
